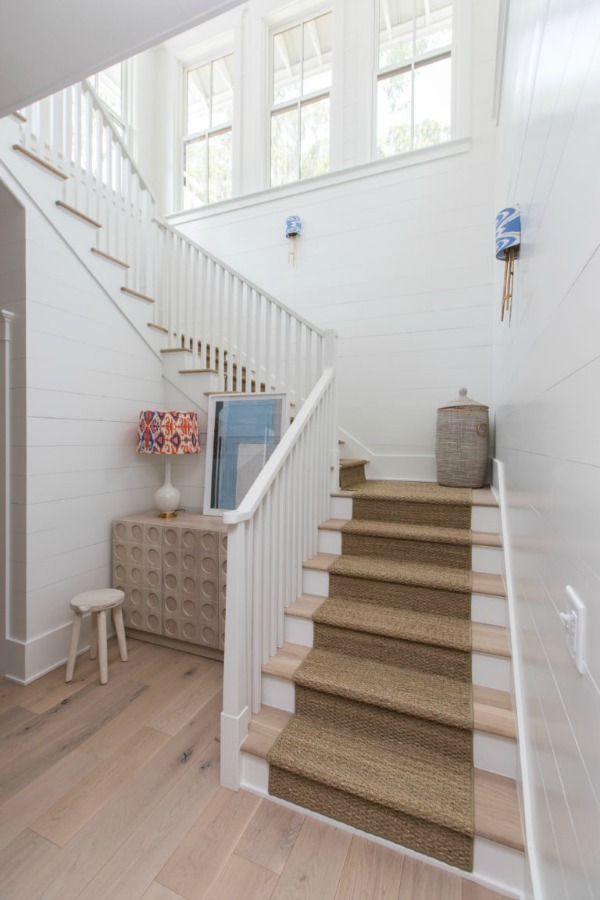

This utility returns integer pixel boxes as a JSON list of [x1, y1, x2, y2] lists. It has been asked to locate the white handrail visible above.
[[220, 356, 338, 790]]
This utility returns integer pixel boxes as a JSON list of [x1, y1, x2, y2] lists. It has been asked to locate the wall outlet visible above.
[[560, 586, 586, 674]]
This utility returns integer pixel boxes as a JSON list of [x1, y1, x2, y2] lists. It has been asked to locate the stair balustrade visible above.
[[15, 81, 327, 407], [220, 354, 338, 790]]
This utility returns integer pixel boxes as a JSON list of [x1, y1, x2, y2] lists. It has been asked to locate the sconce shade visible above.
[[495, 206, 521, 260], [137, 410, 200, 455], [285, 215, 302, 238]]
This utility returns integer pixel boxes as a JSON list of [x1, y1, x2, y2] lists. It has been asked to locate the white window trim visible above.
[[372, 0, 460, 160]]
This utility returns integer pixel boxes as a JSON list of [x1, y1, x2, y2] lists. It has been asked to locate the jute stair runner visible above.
[[268, 469, 477, 870]]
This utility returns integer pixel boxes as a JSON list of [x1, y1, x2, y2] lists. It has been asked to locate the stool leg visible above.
[[65, 612, 82, 683], [113, 606, 128, 662], [97, 610, 108, 685], [89, 612, 98, 660]]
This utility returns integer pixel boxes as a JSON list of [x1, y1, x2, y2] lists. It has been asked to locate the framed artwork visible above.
[[203, 393, 288, 515]]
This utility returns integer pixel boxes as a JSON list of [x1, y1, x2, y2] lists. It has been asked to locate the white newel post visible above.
[[220, 520, 251, 790], [0, 311, 14, 675]]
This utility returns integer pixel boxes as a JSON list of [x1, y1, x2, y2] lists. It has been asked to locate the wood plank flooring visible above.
[[0, 638, 512, 899]]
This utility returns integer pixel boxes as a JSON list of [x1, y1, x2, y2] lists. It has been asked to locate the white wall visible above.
[[0, 183, 26, 678], [494, 2, 600, 897], [164, 0, 498, 479], [0, 169, 206, 683]]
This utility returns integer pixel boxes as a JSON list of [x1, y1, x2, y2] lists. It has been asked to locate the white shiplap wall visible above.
[[0, 183, 27, 678], [167, 0, 499, 479], [2, 183, 171, 682], [494, 1, 600, 897]]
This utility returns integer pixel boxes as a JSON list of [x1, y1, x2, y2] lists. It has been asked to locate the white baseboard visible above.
[[3, 615, 114, 685]]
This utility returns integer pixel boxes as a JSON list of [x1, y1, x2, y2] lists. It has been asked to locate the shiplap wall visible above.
[[0, 183, 27, 677], [494, 2, 600, 897], [165, 0, 499, 479], [0, 175, 173, 682]]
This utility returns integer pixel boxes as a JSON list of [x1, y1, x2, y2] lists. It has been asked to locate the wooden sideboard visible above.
[[112, 512, 226, 658]]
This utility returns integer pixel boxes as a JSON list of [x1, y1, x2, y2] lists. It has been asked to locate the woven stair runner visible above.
[[268, 465, 476, 871]]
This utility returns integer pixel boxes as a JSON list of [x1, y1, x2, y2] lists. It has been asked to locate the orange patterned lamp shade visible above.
[[137, 410, 200, 456], [137, 410, 200, 517]]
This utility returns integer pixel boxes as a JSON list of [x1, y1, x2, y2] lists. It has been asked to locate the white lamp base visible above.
[[155, 459, 181, 517]]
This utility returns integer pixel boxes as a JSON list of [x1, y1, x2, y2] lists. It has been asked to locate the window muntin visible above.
[[270, 11, 332, 187], [377, 0, 452, 158], [184, 54, 234, 207]]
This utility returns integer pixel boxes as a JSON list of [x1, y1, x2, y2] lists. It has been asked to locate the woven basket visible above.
[[436, 388, 489, 488]]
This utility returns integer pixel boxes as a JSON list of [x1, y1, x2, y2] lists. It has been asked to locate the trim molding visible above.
[[493, 458, 541, 900]]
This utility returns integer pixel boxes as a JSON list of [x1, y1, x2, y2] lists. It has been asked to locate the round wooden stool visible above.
[[65, 589, 128, 685]]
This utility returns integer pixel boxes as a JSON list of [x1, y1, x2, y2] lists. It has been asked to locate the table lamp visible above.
[[137, 410, 200, 517]]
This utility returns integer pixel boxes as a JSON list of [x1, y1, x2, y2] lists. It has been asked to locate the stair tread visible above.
[[339, 458, 369, 469], [90, 247, 129, 268], [55, 200, 102, 228], [287, 597, 510, 658], [262, 643, 515, 739], [287, 594, 325, 619], [330, 486, 498, 510], [242, 709, 523, 851], [306, 552, 505, 597], [320, 518, 501, 548], [121, 286, 155, 303], [12, 144, 68, 179]]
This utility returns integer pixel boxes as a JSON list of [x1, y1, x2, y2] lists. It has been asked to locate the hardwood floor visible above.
[[0, 638, 511, 899]]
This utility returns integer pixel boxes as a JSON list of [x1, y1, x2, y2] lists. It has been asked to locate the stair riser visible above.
[[239, 752, 525, 898], [317, 531, 502, 575], [303, 570, 507, 627]]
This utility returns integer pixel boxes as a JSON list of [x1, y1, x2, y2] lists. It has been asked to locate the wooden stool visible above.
[[65, 589, 128, 685]]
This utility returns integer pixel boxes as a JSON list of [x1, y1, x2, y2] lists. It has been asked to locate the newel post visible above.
[[220, 521, 250, 790]]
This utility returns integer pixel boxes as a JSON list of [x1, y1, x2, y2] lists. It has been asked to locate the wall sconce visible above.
[[285, 215, 302, 266], [495, 205, 521, 324], [137, 410, 200, 517]]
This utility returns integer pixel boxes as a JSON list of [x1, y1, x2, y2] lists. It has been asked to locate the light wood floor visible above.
[[0, 638, 511, 900]]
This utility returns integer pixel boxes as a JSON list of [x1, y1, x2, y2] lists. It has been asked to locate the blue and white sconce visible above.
[[285, 215, 302, 266], [495, 205, 521, 324]]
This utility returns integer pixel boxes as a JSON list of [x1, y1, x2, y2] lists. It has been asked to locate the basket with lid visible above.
[[436, 388, 489, 488]]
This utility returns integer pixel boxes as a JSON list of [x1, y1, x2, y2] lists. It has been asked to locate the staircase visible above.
[[239, 461, 525, 897], [1, 87, 525, 897]]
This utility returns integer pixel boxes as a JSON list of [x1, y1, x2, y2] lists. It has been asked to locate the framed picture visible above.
[[203, 393, 289, 515]]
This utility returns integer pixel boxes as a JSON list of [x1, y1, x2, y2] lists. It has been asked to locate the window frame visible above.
[[88, 62, 130, 142], [182, 52, 234, 208], [374, 0, 455, 160], [268, 8, 333, 188]]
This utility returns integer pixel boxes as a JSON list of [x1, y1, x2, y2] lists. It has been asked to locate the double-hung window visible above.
[[376, 0, 452, 158], [270, 11, 332, 187], [183, 54, 234, 207]]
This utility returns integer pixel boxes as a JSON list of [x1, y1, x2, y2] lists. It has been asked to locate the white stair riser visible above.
[[474, 731, 517, 779], [285, 615, 313, 646], [304, 570, 508, 628], [317, 531, 503, 575], [330, 496, 353, 519], [239, 753, 525, 898], [472, 652, 511, 692], [472, 593, 506, 627], [471, 506, 501, 532], [262, 673, 295, 711]]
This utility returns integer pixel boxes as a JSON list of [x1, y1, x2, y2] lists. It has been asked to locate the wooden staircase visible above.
[[238, 466, 525, 897]]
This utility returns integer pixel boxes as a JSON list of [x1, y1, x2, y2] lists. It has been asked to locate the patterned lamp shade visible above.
[[137, 410, 200, 455]]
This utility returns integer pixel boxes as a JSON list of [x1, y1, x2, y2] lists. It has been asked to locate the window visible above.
[[183, 54, 234, 207], [270, 11, 332, 187], [89, 63, 128, 138], [376, 0, 452, 158]]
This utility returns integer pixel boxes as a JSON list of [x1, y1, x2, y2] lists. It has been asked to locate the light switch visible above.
[[560, 586, 586, 674]]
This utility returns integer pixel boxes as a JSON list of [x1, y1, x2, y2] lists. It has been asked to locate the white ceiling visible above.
[[0, 0, 245, 119]]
